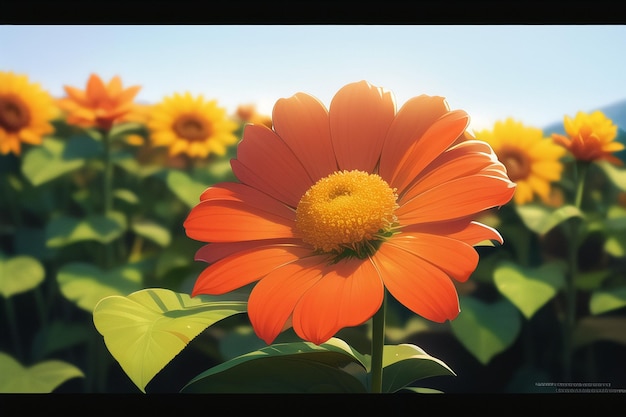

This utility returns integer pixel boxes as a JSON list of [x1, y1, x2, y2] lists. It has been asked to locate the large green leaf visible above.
[[181, 337, 368, 393], [0, 352, 84, 393], [57, 262, 144, 312], [165, 169, 208, 208], [493, 260, 566, 319], [450, 296, 522, 365], [573, 317, 626, 348], [92, 288, 247, 393], [46, 212, 126, 248], [131, 219, 171, 247], [597, 160, 626, 191], [0, 254, 45, 298], [381, 344, 455, 393], [515, 204, 584, 235], [589, 286, 626, 315], [21, 136, 101, 186]]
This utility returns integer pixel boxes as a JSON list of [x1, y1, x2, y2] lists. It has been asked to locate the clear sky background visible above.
[[2, 25, 625, 132]]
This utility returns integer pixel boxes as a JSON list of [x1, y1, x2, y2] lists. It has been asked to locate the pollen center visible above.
[[0, 95, 30, 133], [499, 145, 531, 182], [295, 170, 398, 254], [173, 114, 211, 141]]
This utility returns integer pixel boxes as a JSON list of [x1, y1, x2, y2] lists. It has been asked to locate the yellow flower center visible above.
[[173, 114, 211, 141], [499, 145, 530, 182], [0, 94, 30, 133], [295, 170, 398, 257]]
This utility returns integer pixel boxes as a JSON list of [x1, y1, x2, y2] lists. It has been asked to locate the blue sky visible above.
[[2, 25, 625, 132]]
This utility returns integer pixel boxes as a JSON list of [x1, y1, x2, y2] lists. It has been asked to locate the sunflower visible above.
[[0, 71, 57, 156], [57, 74, 141, 131], [184, 81, 516, 345], [473, 118, 566, 205], [148, 92, 239, 159], [552, 110, 624, 165]]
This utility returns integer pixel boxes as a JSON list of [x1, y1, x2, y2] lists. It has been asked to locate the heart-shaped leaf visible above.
[[165, 169, 208, 208], [46, 212, 126, 248], [57, 262, 144, 312], [0, 352, 84, 393], [493, 260, 566, 319], [450, 296, 522, 365], [131, 219, 171, 247], [0, 254, 45, 298], [515, 204, 584, 235], [590, 286, 626, 315], [93, 288, 247, 393], [181, 337, 368, 393], [381, 344, 455, 393]]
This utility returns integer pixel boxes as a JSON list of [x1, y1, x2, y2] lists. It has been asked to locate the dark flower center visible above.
[[173, 114, 211, 141], [0, 95, 30, 133], [499, 146, 530, 182]]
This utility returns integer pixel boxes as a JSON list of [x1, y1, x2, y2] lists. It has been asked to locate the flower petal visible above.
[[379, 94, 449, 182], [388, 110, 470, 194], [292, 257, 384, 345], [329, 80, 396, 172], [272, 92, 337, 182], [248, 255, 328, 345], [86, 74, 107, 104], [373, 243, 460, 322], [192, 243, 313, 296], [232, 124, 313, 207]]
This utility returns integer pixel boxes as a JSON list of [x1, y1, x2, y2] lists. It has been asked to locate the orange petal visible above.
[[292, 257, 383, 345], [248, 255, 328, 345], [197, 182, 295, 218], [192, 243, 313, 296], [397, 174, 516, 224], [388, 110, 470, 195], [117, 85, 141, 105], [195, 238, 303, 264], [379, 94, 449, 182], [63, 85, 88, 106], [272, 92, 338, 182], [86, 74, 107, 103], [184, 199, 295, 243], [373, 243, 460, 322], [232, 124, 313, 207], [329, 80, 396, 172], [107, 76, 123, 97], [386, 233, 478, 282]]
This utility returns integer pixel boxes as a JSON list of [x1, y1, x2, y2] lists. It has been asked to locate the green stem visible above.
[[370, 292, 387, 393], [102, 129, 113, 217], [4, 297, 24, 362]]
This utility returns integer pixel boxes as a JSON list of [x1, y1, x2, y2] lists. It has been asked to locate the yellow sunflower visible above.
[[148, 92, 239, 158], [474, 118, 566, 205], [0, 71, 57, 156]]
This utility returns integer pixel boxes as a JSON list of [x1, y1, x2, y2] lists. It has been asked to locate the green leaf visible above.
[[109, 122, 148, 140], [31, 321, 91, 361], [0, 352, 84, 393], [450, 296, 522, 365], [381, 344, 455, 393], [46, 212, 126, 248], [573, 317, 626, 348], [21, 136, 102, 186], [575, 270, 612, 291], [597, 160, 626, 191], [92, 288, 247, 393], [114, 188, 140, 205], [57, 262, 144, 312], [131, 219, 171, 247], [493, 260, 566, 319], [0, 254, 45, 298], [589, 286, 626, 315], [515, 204, 584, 235], [165, 169, 208, 208], [181, 337, 368, 393]]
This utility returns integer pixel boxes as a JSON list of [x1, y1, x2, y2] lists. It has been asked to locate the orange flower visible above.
[[236, 103, 273, 129], [57, 74, 141, 131], [0, 71, 57, 156], [184, 81, 515, 345], [552, 110, 624, 165]]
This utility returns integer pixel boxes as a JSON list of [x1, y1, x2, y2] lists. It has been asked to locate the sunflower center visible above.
[[295, 170, 398, 256], [499, 146, 531, 182], [0, 94, 31, 133], [173, 114, 211, 141]]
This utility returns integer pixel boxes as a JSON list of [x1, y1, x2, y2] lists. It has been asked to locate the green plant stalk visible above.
[[4, 297, 23, 362], [563, 160, 589, 381], [101, 129, 116, 268], [370, 291, 387, 393]]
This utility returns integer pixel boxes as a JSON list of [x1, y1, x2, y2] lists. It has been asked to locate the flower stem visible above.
[[370, 291, 387, 393], [102, 129, 113, 217]]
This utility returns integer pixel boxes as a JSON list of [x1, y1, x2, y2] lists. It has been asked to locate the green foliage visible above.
[[0, 253, 45, 298], [0, 352, 84, 393]]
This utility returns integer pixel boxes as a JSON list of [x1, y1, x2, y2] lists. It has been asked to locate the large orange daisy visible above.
[[57, 74, 141, 131], [184, 81, 516, 345], [552, 110, 624, 165], [0, 71, 57, 156]]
